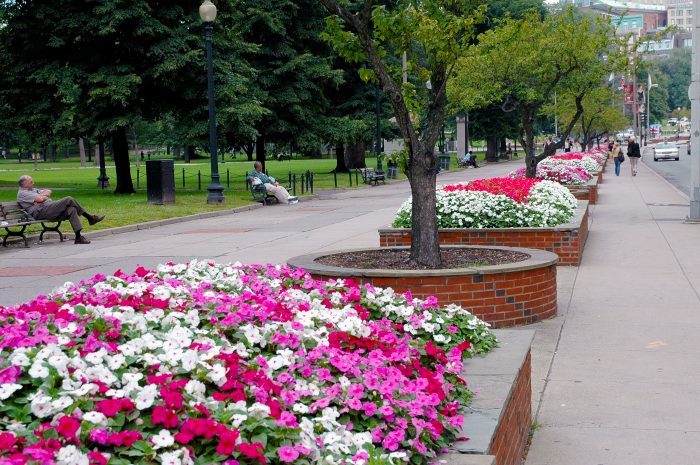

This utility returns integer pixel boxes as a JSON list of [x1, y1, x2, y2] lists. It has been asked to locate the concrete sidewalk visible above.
[[3, 156, 700, 464], [525, 158, 700, 465]]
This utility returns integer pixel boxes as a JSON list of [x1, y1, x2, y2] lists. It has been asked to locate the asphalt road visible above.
[[641, 141, 691, 196]]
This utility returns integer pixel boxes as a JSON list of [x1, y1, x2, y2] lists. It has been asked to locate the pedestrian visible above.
[[627, 136, 641, 176], [564, 138, 571, 153], [611, 142, 622, 176], [16, 175, 105, 244]]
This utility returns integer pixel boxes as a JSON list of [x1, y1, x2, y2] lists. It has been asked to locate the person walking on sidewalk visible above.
[[627, 136, 641, 176], [611, 142, 623, 176], [16, 175, 105, 244]]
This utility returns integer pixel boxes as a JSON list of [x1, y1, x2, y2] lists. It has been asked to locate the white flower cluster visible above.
[[393, 180, 576, 229], [541, 156, 600, 173]]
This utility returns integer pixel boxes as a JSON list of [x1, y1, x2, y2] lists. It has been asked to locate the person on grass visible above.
[[16, 175, 105, 244], [248, 162, 298, 204]]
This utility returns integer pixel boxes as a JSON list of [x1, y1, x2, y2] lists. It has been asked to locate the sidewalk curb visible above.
[[641, 158, 690, 201], [4, 194, 319, 245]]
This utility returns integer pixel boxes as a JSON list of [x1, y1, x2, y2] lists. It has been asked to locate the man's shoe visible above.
[[74, 236, 91, 245], [287, 197, 299, 204], [87, 214, 105, 226]]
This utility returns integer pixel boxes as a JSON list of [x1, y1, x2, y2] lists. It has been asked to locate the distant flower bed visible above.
[[0, 261, 497, 465], [542, 155, 600, 173], [393, 178, 577, 228], [509, 164, 591, 186]]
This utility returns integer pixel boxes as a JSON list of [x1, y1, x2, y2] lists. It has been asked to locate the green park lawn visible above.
[[0, 155, 420, 234]]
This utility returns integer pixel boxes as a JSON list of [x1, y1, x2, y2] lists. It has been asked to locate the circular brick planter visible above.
[[288, 245, 558, 328]]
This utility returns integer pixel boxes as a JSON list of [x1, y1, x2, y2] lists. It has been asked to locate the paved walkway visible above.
[[2, 156, 700, 464]]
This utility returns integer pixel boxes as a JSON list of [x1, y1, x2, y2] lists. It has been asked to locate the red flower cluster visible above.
[[442, 177, 540, 203], [551, 154, 583, 161]]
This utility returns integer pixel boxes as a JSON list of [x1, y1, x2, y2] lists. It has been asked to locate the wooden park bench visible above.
[[360, 168, 385, 186], [0, 201, 64, 247]]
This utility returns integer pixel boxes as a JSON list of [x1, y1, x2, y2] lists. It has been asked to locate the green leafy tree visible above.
[[236, 0, 342, 168], [320, 0, 484, 266], [450, 7, 628, 177], [0, 1, 262, 194], [657, 48, 691, 111]]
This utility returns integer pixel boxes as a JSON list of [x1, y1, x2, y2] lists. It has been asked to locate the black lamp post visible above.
[[200, 0, 224, 204], [375, 83, 383, 172]]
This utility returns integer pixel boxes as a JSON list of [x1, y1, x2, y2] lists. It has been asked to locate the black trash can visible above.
[[146, 159, 176, 205], [438, 155, 451, 170]]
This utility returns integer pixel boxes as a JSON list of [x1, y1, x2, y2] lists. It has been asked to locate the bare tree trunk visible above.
[[78, 138, 87, 167], [408, 144, 441, 267], [131, 127, 140, 169], [486, 135, 499, 162], [243, 143, 255, 162], [256, 136, 266, 171], [112, 127, 135, 194], [174, 146, 181, 160], [346, 141, 366, 169], [334, 142, 349, 173]]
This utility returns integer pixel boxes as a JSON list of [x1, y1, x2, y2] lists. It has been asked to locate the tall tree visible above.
[[320, 1, 484, 266], [450, 7, 628, 177], [237, 0, 342, 168], [0, 1, 262, 193]]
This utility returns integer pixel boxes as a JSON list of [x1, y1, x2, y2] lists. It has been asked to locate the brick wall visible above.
[[309, 266, 557, 328], [567, 184, 597, 204], [488, 351, 532, 465], [379, 207, 588, 266]]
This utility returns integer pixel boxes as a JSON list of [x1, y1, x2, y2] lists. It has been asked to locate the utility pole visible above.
[[689, 0, 700, 220]]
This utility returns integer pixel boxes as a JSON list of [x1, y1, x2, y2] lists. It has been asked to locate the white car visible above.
[[652, 142, 680, 161]]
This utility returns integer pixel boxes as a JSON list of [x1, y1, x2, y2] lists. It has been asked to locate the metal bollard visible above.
[[310, 172, 314, 193], [333, 170, 337, 188], [289, 172, 292, 187], [348, 171, 352, 187], [136, 169, 139, 189], [226, 169, 230, 188], [355, 169, 359, 186], [198, 171, 201, 190], [182, 168, 185, 188], [292, 174, 297, 196]]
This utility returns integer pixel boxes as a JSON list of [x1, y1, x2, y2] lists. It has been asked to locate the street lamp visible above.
[[375, 83, 383, 173], [200, 0, 224, 204]]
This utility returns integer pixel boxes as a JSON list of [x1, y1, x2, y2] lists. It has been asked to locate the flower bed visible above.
[[540, 156, 600, 174], [0, 261, 498, 465], [380, 201, 590, 266], [508, 165, 590, 186], [393, 178, 577, 229]]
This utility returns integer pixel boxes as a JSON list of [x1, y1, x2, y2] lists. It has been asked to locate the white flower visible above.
[[184, 380, 206, 399], [248, 402, 271, 419], [152, 429, 175, 450], [28, 362, 49, 379], [207, 364, 227, 386], [0, 384, 22, 400], [83, 411, 108, 425], [30, 394, 55, 418], [136, 384, 159, 410], [56, 445, 89, 465], [9, 351, 31, 367]]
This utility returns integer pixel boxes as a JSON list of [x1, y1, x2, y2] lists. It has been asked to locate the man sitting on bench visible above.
[[17, 175, 105, 244], [248, 162, 297, 204]]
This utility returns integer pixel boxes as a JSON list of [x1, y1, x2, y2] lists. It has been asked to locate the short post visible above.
[[182, 169, 185, 188], [136, 169, 140, 189], [289, 172, 292, 187], [348, 171, 352, 187], [333, 170, 337, 188], [301, 174, 305, 194], [226, 169, 230, 188], [355, 169, 359, 186], [198, 171, 201, 190], [310, 172, 314, 193], [292, 174, 297, 196]]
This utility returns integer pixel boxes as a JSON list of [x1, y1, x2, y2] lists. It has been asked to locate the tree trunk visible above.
[[334, 142, 349, 173], [346, 141, 366, 169], [112, 127, 135, 194], [93, 144, 100, 167], [523, 109, 537, 178], [499, 138, 507, 159], [256, 136, 266, 171], [78, 138, 87, 167], [131, 128, 140, 169], [244, 143, 254, 162], [174, 146, 181, 160], [486, 135, 498, 162], [408, 144, 441, 267], [184, 146, 193, 164]]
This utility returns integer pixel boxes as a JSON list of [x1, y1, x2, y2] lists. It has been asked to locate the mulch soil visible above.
[[316, 248, 530, 270]]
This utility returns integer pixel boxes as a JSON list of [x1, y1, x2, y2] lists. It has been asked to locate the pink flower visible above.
[[278, 446, 299, 463], [56, 416, 81, 443]]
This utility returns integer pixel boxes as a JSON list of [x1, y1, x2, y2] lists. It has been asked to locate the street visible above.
[[641, 141, 691, 196]]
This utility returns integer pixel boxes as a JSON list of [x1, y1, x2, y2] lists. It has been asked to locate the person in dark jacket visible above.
[[627, 136, 641, 176]]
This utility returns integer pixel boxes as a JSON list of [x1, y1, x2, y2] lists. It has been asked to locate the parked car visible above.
[[652, 142, 680, 161]]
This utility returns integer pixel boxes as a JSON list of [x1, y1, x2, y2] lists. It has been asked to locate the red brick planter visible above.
[[287, 246, 558, 328], [443, 330, 533, 465], [566, 178, 598, 204], [379, 201, 589, 266]]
